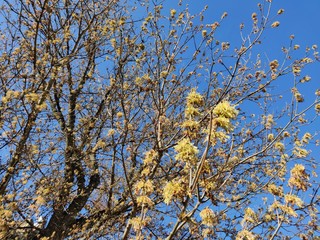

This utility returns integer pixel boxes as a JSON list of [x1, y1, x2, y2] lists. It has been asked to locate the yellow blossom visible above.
[[200, 207, 216, 226], [209, 130, 230, 145], [202, 228, 214, 238], [182, 119, 199, 130], [170, 9, 177, 17], [182, 120, 200, 138], [236, 229, 255, 240], [135, 77, 143, 86], [116, 112, 123, 118], [292, 147, 309, 158], [202, 30, 207, 38], [6, 90, 20, 100], [163, 179, 184, 204], [269, 201, 298, 217], [292, 65, 301, 75], [110, 38, 116, 48], [134, 179, 154, 194], [264, 114, 274, 129], [301, 75, 311, 83], [281, 205, 298, 217], [136, 195, 154, 207], [267, 184, 283, 197], [129, 217, 150, 232], [36, 102, 47, 111], [274, 142, 285, 152], [267, 133, 274, 141], [211, 22, 219, 30], [25, 92, 39, 102], [185, 105, 201, 117], [242, 207, 257, 225], [288, 164, 309, 191], [301, 57, 312, 63], [294, 92, 304, 102], [251, 12, 257, 21], [160, 71, 168, 78], [269, 60, 279, 71], [214, 117, 234, 132], [301, 132, 312, 144], [277, 9, 284, 15], [271, 21, 280, 28], [285, 194, 303, 207], [221, 42, 230, 50], [174, 138, 198, 165], [92, 139, 106, 152], [293, 44, 300, 50], [283, 131, 290, 137], [107, 129, 116, 136], [295, 140, 302, 147], [213, 101, 238, 119], [2, 90, 20, 103], [35, 195, 46, 205], [264, 213, 273, 222], [186, 89, 204, 106], [143, 150, 158, 165]]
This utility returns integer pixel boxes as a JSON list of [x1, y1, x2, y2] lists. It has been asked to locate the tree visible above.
[[0, 0, 319, 239]]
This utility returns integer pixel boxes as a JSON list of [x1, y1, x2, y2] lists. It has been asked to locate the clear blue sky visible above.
[[161, 0, 320, 131], [170, 0, 320, 149], [185, 0, 320, 49]]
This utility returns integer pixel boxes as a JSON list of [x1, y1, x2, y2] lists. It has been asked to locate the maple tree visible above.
[[0, 0, 319, 239]]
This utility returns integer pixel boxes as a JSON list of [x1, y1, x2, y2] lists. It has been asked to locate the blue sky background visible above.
[[183, 0, 320, 48], [165, 0, 320, 147]]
